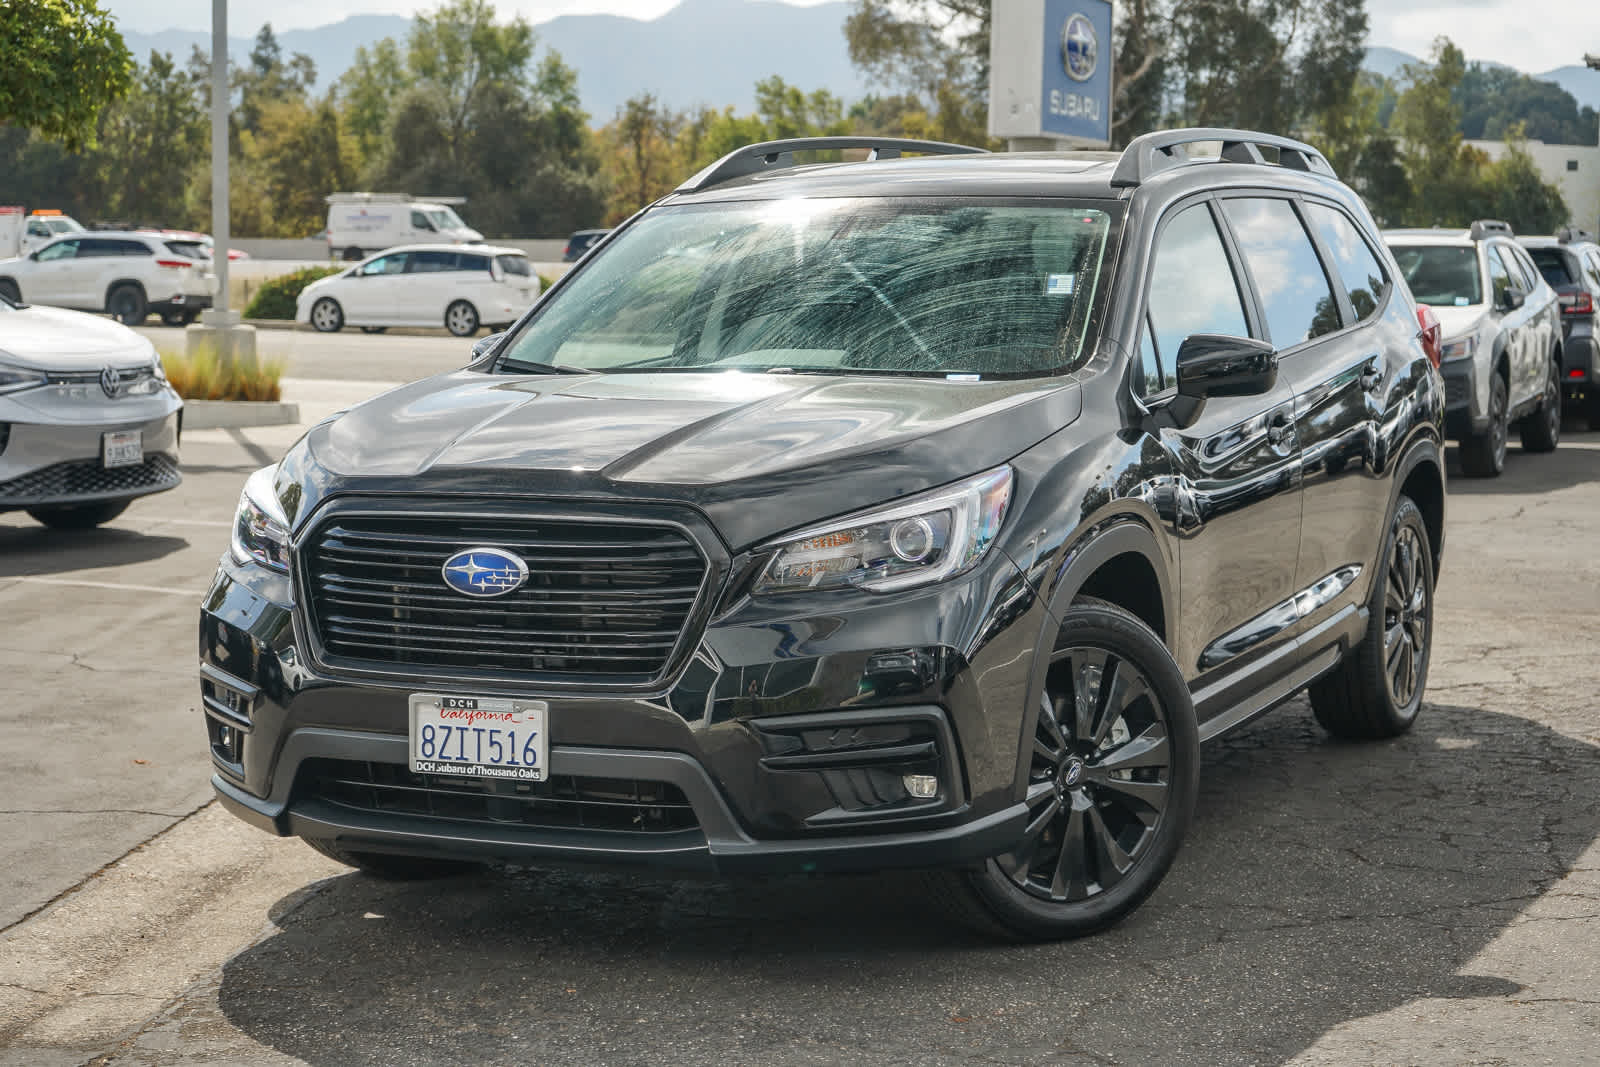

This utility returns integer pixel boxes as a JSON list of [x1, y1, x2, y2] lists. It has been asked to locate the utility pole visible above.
[[188, 0, 256, 364]]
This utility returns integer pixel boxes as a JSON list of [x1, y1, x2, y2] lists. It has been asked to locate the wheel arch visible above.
[[103, 278, 147, 307], [1390, 434, 1446, 576]]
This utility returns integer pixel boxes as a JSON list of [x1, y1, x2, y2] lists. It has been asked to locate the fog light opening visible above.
[[902, 773, 939, 800]]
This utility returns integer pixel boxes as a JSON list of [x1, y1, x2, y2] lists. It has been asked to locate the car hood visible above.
[[1426, 304, 1489, 341], [0, 304, 155, 369], [292, 369, 1083, 550]]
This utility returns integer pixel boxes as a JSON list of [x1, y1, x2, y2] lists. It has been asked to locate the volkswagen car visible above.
[[0, 291, 182, 528], [201, 131, 1446, 940]]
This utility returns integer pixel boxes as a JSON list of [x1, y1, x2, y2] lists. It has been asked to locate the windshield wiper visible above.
[[498, 359, 589, 376]]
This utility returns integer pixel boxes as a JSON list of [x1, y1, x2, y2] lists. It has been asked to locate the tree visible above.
[[0, 0, 133, 149], [407, 0, 536, 175], [602, 93, 681, 222], [336, 38, 407, 168], [89, 50, 209, 226], [844, 0, 993, 145], [1391, 38, 1468, 199]]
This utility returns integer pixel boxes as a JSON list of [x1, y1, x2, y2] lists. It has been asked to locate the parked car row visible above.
[[0, 231, 214, 327], [295, 243, 541, 337], [1521, 228, 1600, 429]]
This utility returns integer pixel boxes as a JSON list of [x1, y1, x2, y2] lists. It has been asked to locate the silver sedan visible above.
[[0, 293, 182, 528]]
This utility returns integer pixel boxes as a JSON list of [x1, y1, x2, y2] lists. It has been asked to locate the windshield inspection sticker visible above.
[[1046, 273, 1076, 296], [1455, 297, 1470, 306]]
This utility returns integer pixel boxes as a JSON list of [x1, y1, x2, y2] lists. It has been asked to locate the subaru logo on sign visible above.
[[441, 547, 529, 598], [1062, 13, 1098, 82], [100, 365, 121, 399]]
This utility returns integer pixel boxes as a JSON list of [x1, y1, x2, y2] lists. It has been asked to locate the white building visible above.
[[1465, 139, 1600, 232]]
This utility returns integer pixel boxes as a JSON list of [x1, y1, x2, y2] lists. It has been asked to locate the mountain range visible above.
[[117, 1, 1600, 119]]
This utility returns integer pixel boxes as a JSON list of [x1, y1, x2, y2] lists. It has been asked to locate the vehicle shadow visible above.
[[215, 699, 1599, 1066], [0, 521, 187, 574], [1444, 432, 1600, 495]]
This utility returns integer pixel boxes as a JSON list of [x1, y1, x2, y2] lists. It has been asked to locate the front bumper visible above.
[[199, 526, 1049, 876], [0, 397, 182, 510], [1438, 357, 1485, 438]]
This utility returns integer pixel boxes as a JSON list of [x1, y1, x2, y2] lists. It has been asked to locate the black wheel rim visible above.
[[1491, 380, 1507, 467], [1001, 646, 1171, 903], [1546, 370, 1561, 440], [1384, 522, 1429, 708]]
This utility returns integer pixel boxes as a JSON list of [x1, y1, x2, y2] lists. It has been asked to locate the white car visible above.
[[296, 244, 540, 337], [0, 231, 214, 327], [23, 212, 85, 255], [0, 290, 182, 528]]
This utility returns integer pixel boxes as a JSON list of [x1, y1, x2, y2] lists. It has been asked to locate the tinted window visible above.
[[27, 221, 50, 237], [501, 199, 1117, 377], [410, 211, 435, 231], [1142, 203, 1250, 396], [1486, 246, 1514, 305], [1304, 203, 1388, 322], [458, 253, 491, 272], [77, 238, 125, 257], [116, 239, 153, 256], [1222, 198, 1341, 347], [407, 250, 459, 272], [36, 240, 79, 261], [1528, 248, 1573, 286], [1503, 244, 1538, 292], [494, 254, 530, 276], [1586, 251, 1600, 290], [164, 240, 207, 259]]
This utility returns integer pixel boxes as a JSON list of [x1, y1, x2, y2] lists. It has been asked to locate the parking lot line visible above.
[[8, 575, 207, 597]]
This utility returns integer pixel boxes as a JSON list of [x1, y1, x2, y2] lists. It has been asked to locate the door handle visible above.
[[1360, 363, 1383, 392], [1266, 412, 1292, 446]]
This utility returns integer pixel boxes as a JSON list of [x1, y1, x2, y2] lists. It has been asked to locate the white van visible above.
[[324, 193, 484, 261]]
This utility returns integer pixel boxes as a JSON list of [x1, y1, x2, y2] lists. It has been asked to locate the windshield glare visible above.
[[498, 198, 1116, 378], [1392, 245, 1483, 307]]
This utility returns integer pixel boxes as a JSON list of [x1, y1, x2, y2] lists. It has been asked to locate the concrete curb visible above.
[[183, 400, 301, 429]]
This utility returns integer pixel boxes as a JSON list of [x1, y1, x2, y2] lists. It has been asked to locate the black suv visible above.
[[1520, 228, 1600, 427], [202, 130, 1447, 940]]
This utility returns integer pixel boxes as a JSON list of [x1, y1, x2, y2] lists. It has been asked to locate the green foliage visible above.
[[843, 0, 993, 146], [0, 0, 133, 150], [243, 266, 343, 320], [1455, 65, 1599, 147]]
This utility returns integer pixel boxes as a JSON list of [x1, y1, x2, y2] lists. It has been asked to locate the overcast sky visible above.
[[106, 0, 1598, 76]]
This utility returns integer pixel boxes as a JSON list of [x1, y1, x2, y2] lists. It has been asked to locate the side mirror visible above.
[[1176, 334, 1278, 399], [470, 331, 507, 362], [1499, 286, 1526, 312]]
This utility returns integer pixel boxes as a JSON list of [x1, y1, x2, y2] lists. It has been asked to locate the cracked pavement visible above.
[[0, 364, 1596, 1064]]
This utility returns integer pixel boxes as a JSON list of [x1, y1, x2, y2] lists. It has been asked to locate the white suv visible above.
[[0, 232, 215, 327]]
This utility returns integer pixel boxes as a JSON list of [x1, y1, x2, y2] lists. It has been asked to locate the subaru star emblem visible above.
[[1063, 759, 1085, 788], [441, 547, 529, 598], [100, 365, 121, 399], [1062, 13, 1097, 82]]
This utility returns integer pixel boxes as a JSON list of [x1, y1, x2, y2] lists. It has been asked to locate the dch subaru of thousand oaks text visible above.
[[201, 131, 1448, 940]]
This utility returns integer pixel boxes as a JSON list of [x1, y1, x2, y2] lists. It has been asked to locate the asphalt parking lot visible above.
[[2, 337, 1598, 1065]]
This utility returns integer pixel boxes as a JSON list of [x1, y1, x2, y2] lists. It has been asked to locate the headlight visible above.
[[230, 465, 290, 572], [751, 466, 1013, 596], [1440, 336, 1477, 361], [0, 362, 47, 395]]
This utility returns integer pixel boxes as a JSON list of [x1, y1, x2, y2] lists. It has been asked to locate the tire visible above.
[[107, 284, 147, 326], [1309, 496, 1434, 740], [1518, 357, 1561, 453], [445, 300, 480, 337], [310, 297, 344, 333], [303, 838, 481, 880], [359, 326, 387, 334], [925, 597, 1200, 941], [26, 501, 131, 529], [0, 279, 19, 304], [1458, 372, 1508, 477], [342, 246, 364, 262]]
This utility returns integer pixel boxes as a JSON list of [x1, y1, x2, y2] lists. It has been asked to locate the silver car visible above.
[[0, 291, 182, 528]]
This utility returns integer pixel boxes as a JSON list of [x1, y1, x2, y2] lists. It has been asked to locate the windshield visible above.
[[1390, 245, 1483, 306], [498, 198, 1117, 378], [431, 208, 467, 231]]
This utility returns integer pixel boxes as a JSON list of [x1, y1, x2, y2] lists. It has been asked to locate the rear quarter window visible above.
[[164, 241, 207, 259]]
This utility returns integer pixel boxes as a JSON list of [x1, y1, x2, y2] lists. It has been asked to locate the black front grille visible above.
[[0, 454, 180, 502], [300, 758, 699, 834], [1443, 374, 1469, 407], [301, 513, 706, 681]]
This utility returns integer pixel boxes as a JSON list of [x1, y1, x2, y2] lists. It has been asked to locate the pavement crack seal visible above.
[[0, 798, 215, 938], [0, 809, 192, 818]]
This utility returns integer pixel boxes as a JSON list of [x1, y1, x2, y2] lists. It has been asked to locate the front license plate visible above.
[[409, 694, 548, 781], [102, 430, 142, 469]]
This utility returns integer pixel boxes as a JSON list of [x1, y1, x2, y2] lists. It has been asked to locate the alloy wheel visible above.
[[1383, 521, 1429, 708], [1490, 378, 1508, 469], [1001, 646, 1172, 903], [1545, 369, 1561, 441]]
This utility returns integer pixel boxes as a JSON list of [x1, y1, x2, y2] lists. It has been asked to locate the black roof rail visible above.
[[1469, 219, 1515, 240], [677, 136, 987, 193], [1110, 128, 1337, 188]]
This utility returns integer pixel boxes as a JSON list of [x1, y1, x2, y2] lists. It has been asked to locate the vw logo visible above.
[[441, 547, 529, 598], [1062, 13, 1098, 82], [100, 365, 122, 399]]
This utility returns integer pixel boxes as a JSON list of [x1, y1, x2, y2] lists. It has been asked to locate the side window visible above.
[[1504, 245, 1537, 292], [410, 210, 435, 231], [458, 253, 491, 272], [1137, 313, 1164, 396], [27, 221, 50, 238], [1221, 198, 1342, 347], [37, 240, 80, 261], [1142, 202, 1250, 397], [406, 250, 457, 272], [361, 253, 408, 276], [1303, 203, 1389, 322], [1586, 251, 1600, 290], [77, 238, 123, 258], [116, 239, 153, 257], [1485, 246, 1514, 306]]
